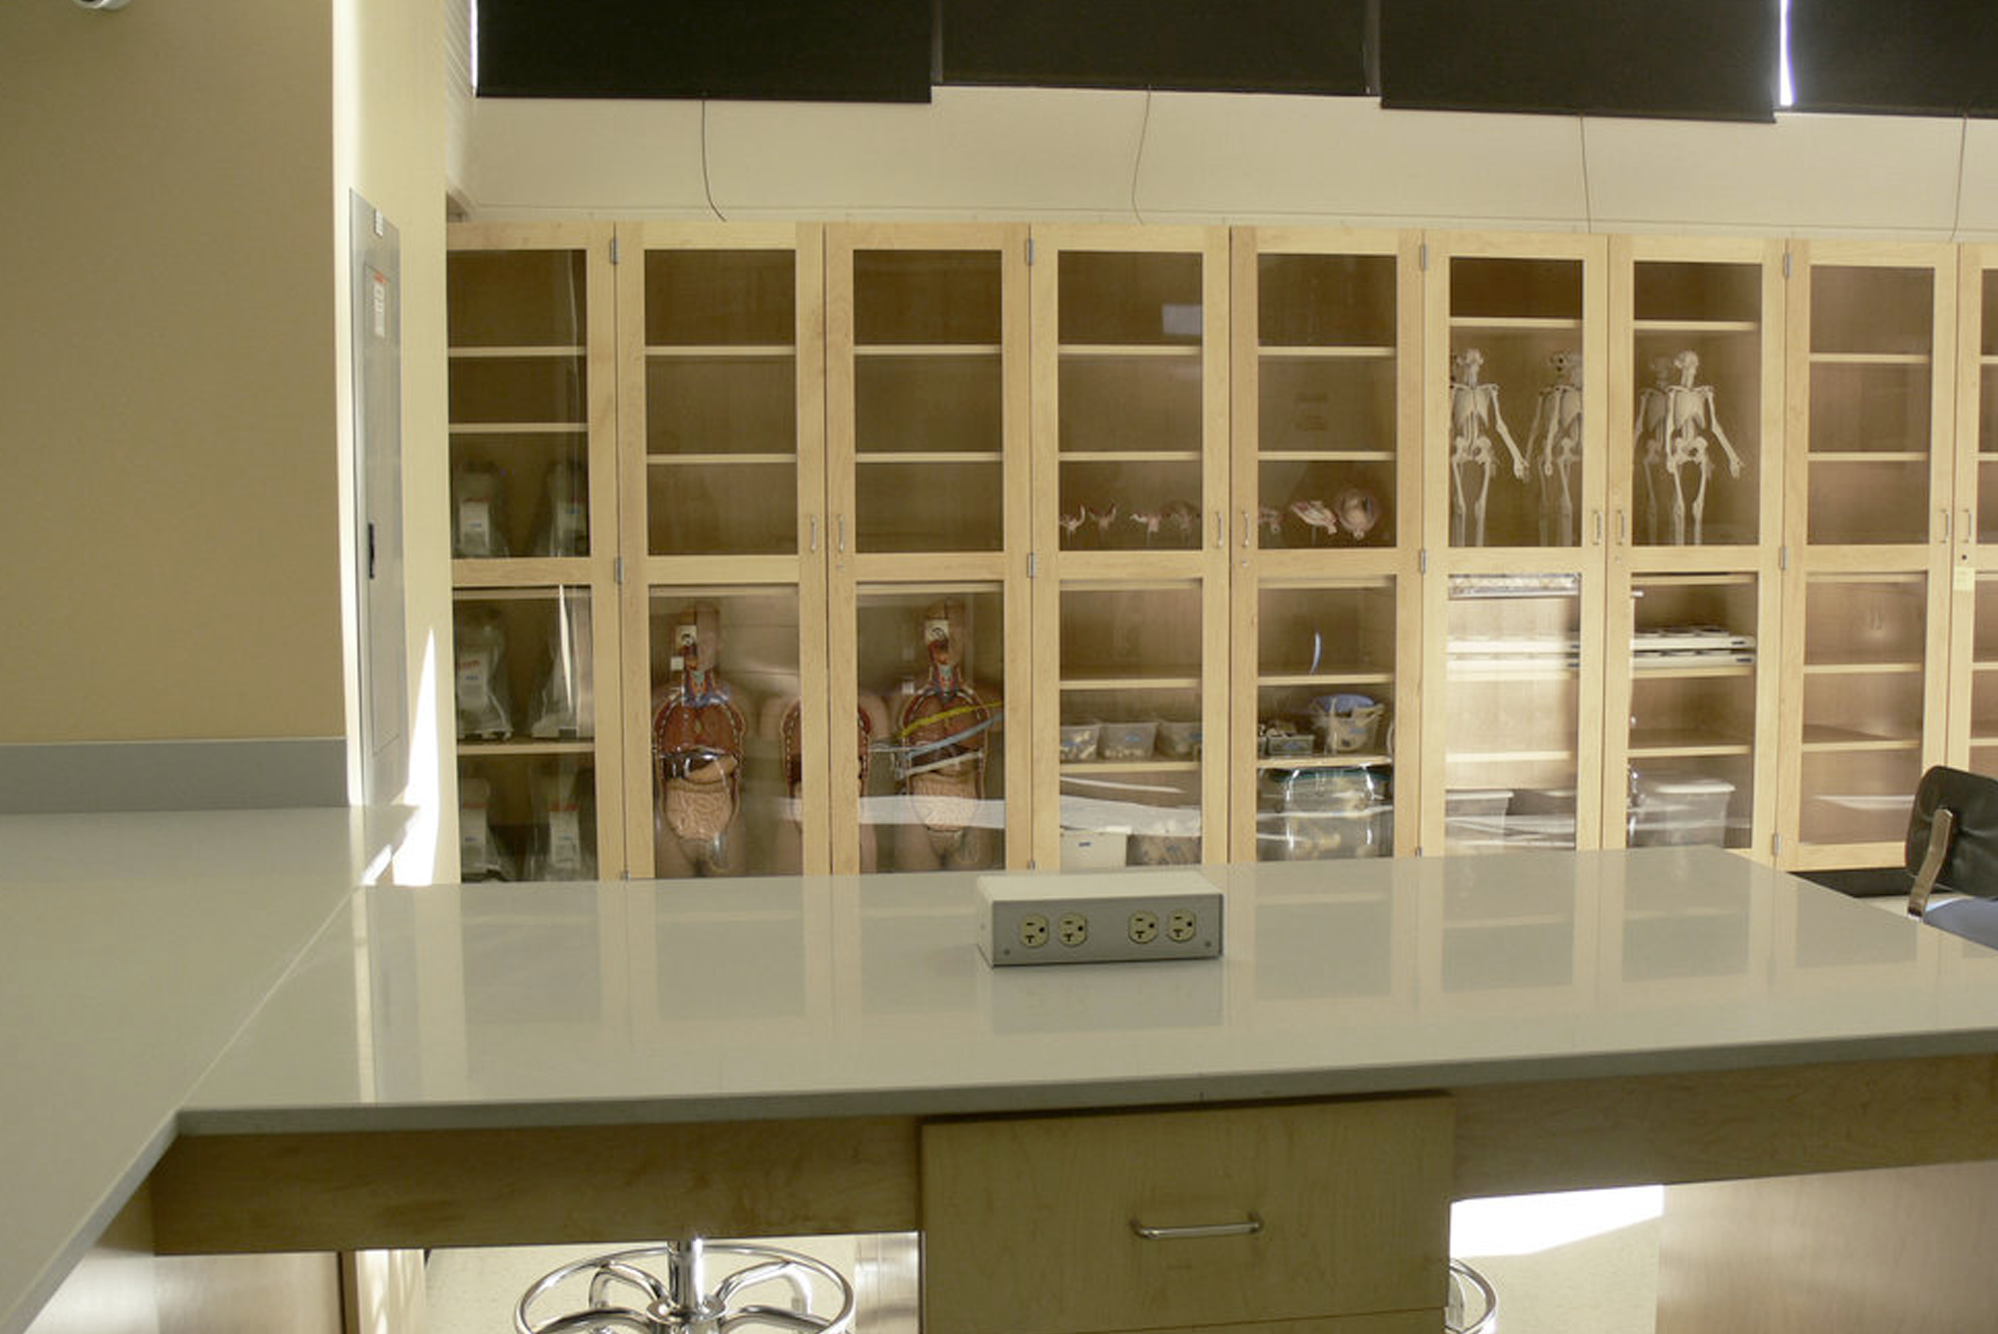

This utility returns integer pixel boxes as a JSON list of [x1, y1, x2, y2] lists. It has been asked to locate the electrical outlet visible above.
[[976, 871, 1223, 966]]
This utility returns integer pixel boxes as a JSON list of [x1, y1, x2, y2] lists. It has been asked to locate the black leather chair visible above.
[[1905, 766, 1998, 948]]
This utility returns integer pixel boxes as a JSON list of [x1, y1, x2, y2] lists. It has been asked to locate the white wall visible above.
[[450, 86, 1998, 242]]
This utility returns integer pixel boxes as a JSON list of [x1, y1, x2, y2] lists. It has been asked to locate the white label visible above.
[[456, 655, 489, 707], [370, 270, 387, 338], [458, 500, 490, 550], [1956, 565, 1978, 593], [548, 808, 582, 874]]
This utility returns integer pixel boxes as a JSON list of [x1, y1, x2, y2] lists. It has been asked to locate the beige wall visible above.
[[0, 0, 342, 743]]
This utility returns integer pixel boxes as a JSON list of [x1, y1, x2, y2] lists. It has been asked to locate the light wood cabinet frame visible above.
[[1946, 244, 1998, 774], [1778, 240, 1958, 870], [825, 223, 1034, 872], [1226, 228, 1424, 860], [447, 221, 626, 878], [1028, 225, 1232, 867], [1416, 232, 1611, 855]]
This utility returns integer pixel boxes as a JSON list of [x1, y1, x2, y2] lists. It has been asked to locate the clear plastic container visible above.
[[1059, 721, 1101, 762], [1445, 788, 1513, 850], [1630, 773, 1735, 847], [1100, 720, 1160, 761]]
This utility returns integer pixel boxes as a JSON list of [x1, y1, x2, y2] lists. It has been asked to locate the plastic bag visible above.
[[454, 607, 515, 740], [529, 594, 594, 739], [451, 460, 511, 558], [530, 459, 588, 557]]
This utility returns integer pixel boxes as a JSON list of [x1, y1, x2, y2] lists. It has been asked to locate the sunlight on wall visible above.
[[1452, 1185, 1664, 1258]]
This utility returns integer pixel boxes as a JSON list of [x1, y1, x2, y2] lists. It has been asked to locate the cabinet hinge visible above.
[[610, 235, 620, 265], [1781, 251, 1791, 279], [366, 522, 377, 580], [613, 556, 625, 585], [1027, 857, 1038, 870], [1778, 544, 1789, 571], [1027, 551, 1038, 578], [1418, 547, 1428, 574], [1418, 242, 1429, 272], [1772, 832, 1784, 859], [1026, 237, 1035, 267]]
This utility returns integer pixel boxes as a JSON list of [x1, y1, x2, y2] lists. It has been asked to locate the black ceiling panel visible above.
[[940, 0, 1371, 95], [476, 0, 934, 102], [1380, 0, 1778, 122], [1788, 0, 1998, 116]]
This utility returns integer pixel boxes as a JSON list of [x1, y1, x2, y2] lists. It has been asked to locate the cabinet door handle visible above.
[[1242, 510, 1252, 549], [1966, 509, 1976, 546], [1941, 508, 1951, 542], [1616, 509, 1627, 544], [1131, 1213, 1263, 1241], [1215, 511, 1224, 548], [836, 515, 846, 554], [1592, 509, 1604, 544], [808, 515, 819, 553]]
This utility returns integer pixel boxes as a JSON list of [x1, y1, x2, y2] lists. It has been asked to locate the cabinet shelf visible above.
[[1809, 352, 1930, 366], [856, 344, 1002, 357], [1060, 759, 1202, 774], [1060, 675, 1203, 691], [1059, 344, 1201, 358], [856, 452, 1002, 466], [1807, 451, 1929, 463], [458, 739, 596, 756], [451, 559, 593, 587], [1800, 725, 1921, 751], [1260, 671, 1394, 688], [647, 453, 795, 467], [1631, 662, 1754, 679], [646, 345, 794, 358], [1446, 665, 1580, 682], [1801, 660, 1925, 675], [450, 345, 585, 359], [1257, 450, 1396, 463], [1258, 345, 1396, 360], [1446, 748, 1577, 764], [1633, 320, 1759, 335], [1059, 450, 1204, 463], [449, 423, 587, 436], [1256, 752, 1390, 770], [1448, 316, 1583, 331], [1628, 729, 1753, 758]]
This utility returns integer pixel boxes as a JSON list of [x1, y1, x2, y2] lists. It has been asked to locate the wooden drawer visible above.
[[921, 1096, 1454, 1334]]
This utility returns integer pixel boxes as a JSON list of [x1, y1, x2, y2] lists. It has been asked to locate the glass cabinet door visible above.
[[1032, 227, 1229, 867], [618, 225, 827, 876], [1433, 574, 1589, 853], [1948, 249, 1998, 778], [1431, 237, 1605, 552], [447, 223, 622, 879], [1230, 230, 1419, 860], [453, 586, 610, 882], [827, 226, 1031, 873], [1781, 243, 1954, 870], [1786, 573, 1938, 859]]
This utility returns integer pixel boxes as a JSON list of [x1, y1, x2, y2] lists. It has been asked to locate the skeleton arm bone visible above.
[[1702, 388, 1744, 477], [1483, 385, 1529, 479]]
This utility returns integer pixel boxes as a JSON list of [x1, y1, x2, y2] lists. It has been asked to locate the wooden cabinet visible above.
[[920, 1098, 1453, 1334], [1778, 242, 1957, 868], [447, 224, 624, 880], [1419, 233, 1610, 855], [1603, 237, 1785, 856], [441, 220, 1998, 882], [827, 225, 1033, 873], [1228, 230, 1422, 861], [1031, 227, 1232, 870]]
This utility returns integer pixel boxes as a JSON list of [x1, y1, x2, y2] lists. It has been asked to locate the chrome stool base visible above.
[[515, 1239, 857, 1334]]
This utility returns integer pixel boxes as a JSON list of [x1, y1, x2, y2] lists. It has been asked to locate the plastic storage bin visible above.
[[1445, 788, 1512, 850], [1262, 766, 1388, 860], [1060, 828, 1129, 868], [1059, 721, 1101, 762], [1099, 720, 1159, 761], [1629, 773, 1735, 847]]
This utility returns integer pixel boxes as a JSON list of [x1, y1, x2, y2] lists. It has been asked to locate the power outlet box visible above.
[[975, 870, 1224, 966]]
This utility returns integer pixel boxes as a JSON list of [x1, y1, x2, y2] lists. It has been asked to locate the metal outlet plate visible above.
[[976, 870, 1224, 966]]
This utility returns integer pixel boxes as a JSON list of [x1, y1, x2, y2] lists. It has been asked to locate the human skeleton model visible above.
[[1633, 356, 1675, 544], [1448, 348, 1529, 546], [651, 603, 747, 878], [761, 692, 891, 874], [890, 600, 1000, 870], [1527, 352, 1585, 546], [1662, 349, 1743, 546]]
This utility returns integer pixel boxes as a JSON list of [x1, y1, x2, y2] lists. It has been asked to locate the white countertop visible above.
[[11, 836, 1998, 1334], [0, 807, 404, 1334], [189, 848, 1998, 1132]]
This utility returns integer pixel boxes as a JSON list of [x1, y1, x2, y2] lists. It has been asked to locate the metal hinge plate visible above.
[[1026, 237, 1035, 266], [613, 556, 625, 585], [1418, 242, 1429, 271], [1027, 551, 1038, 578], [610, 235, 621, 265]]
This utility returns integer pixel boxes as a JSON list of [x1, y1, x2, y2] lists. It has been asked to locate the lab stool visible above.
[[514, 1238, 856, 1333]]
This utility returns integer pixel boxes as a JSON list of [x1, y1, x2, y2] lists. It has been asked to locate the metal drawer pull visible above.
[[1130, 1212, 1263, 1240]]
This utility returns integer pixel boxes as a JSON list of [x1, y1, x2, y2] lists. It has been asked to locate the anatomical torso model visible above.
[[651, 603, 747, 877], [890, 600, 1000, 871]]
